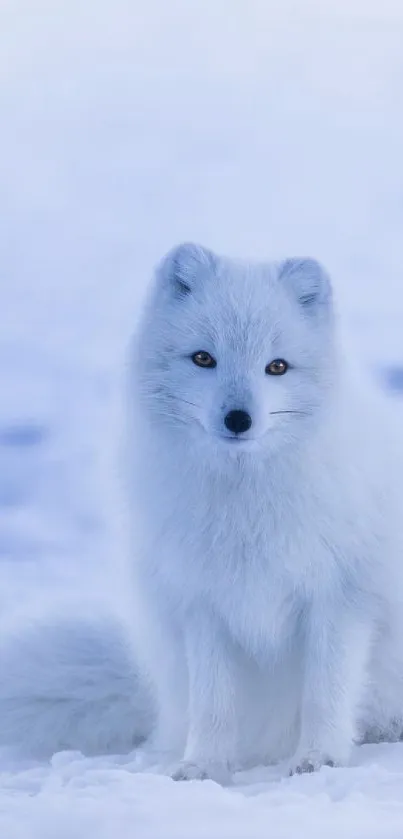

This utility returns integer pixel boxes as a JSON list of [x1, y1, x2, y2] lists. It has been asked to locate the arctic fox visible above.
[[1, 243, 403, 782]]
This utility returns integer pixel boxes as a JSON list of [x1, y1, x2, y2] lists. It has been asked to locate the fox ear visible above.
[[158, 242, 216, 298], [278, 258, 332, 312]]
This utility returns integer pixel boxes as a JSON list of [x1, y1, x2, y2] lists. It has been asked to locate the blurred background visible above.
[[1, 0, 402, 607]]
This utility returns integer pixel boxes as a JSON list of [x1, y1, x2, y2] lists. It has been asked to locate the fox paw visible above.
[[288, 749, 339, 776], [171, 760, 232, 786]]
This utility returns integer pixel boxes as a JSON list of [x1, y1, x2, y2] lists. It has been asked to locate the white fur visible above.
[[0, 607, 152, 757], [1, 243, 403, 782], [126, 243, 403, 781]]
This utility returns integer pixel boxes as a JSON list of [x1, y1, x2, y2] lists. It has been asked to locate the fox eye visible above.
[[192, 351, 217, 369], [265, 359, 288, 376]]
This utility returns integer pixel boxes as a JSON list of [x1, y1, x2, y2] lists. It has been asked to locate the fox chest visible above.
[[146, 492, 308, 654]]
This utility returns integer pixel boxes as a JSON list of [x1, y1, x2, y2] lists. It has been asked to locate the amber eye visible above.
[[192, 351, 217, 369], [265, 359, 288, 376]]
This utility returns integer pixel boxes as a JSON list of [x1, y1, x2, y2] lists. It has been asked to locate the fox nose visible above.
[[224, 409, 252, 435]]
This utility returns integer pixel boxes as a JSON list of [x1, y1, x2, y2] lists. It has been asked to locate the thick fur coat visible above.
[[1, 244, 403, 783]]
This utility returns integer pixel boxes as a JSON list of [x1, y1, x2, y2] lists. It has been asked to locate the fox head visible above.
[[135, 243, 336, 457]]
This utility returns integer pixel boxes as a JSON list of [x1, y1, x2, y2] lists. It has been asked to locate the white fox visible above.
[[1, 243, 403, 784]]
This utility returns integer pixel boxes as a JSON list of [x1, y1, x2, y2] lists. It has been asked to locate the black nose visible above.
[[224, 409, 252, 435]]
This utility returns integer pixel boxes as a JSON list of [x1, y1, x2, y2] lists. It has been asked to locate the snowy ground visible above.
[[1, 1, 403, 836]]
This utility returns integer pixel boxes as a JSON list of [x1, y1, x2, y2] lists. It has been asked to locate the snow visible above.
[[2, 745, 403, 839], [1, 0, 403, 835]]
